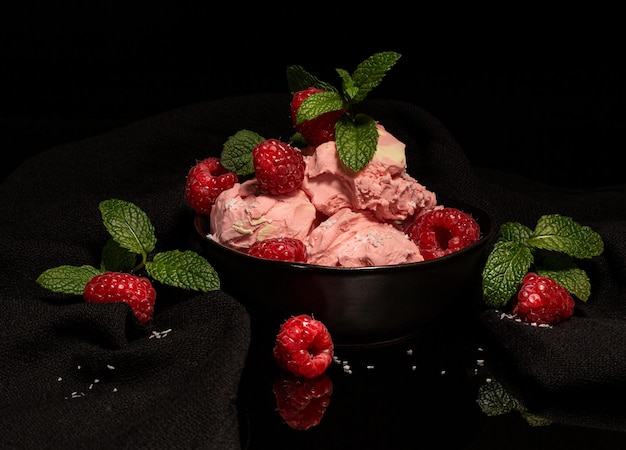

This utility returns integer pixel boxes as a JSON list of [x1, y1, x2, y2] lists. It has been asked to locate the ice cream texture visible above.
[[209, 180, 317, 251], [302, 125, 437, 221], [306, 208, 423, 267], [209, 125, 439, 267]]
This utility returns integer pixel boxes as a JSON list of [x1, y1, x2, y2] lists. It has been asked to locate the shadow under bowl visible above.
[[194, 202, 493, 347]]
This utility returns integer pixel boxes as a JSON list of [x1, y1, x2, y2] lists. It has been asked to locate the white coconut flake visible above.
[[149, 328, 173, 339]]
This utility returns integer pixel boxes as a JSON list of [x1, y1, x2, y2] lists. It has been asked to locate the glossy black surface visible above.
[[197, 204, 626, 448], [194, 202, 493, 347], [237, 314, 626, 449]]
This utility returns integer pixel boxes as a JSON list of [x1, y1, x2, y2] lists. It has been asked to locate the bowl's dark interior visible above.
[[194, 203, 493, 347]]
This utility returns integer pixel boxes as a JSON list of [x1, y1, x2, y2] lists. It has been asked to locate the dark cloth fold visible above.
[[1, 93, 625, 447]]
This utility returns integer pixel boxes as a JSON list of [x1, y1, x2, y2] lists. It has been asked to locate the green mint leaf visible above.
[[220, 129, 265, 176], [538, 266, 591, 302], [286, 65, 337, 93], [528, 214, 604, 259], [519, 411, 552, 427], [287, 51, 401, 171], [289, 132, 307, 148], [335, 114, 378, 173], [498, 221, 533, 244], [482, 240, 534, 307], [145, 250, 220, 292], [101, 238, 140, 273], [99, 199, 156, 257], [536, 253, 591, 301], [348, 51, 401, 103], [36, 265, 102, 295], [336, 68, 359, 101], [295, 91, 344, 124], [476, 376, 520, 416]]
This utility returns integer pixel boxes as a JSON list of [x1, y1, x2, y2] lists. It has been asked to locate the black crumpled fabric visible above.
[[1, 93, 625, 448]]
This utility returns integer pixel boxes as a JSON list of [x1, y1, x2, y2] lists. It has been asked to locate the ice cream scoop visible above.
[[306, 208, 424, 267], [209, 179, 317, 251], [301, 125, 437, 222]]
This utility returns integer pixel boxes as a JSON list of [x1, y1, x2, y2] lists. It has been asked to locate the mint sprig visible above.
[[482, 214, 604, 308], [219, 52, 402, 176], [36, 199, 220, 295], [288, 51, 402, 172], [476, 375, 551, 426]]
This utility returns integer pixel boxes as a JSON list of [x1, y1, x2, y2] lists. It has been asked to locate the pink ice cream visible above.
[[209, 125, 439, 267], [305, 208, 424, 267], [301, 125, 437, 222], [209, 179, 317, 251]]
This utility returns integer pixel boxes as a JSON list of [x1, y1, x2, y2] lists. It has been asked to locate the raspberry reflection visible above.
[[272, 372, 333, 430]]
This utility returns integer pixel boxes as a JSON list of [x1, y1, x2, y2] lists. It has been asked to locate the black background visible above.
[[3, 4, 625, 187], [3, 4, 626, 449]]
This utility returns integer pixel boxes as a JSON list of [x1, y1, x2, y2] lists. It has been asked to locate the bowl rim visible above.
[[193, 201, 494, 273]]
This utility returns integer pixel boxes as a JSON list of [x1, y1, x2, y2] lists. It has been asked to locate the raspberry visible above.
[[290, 87, 345, 148], [84, 272, 156, 324], [273, 314, 334, 379], [273, 373, 333, 430], [252, 139, 306, 195], [405, 207, 481, 260], [247, 237, 308, 263], [513, 272, 575, 325], [185, 157, 238, 215]]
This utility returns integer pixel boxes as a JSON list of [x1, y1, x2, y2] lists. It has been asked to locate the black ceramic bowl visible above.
[[194, 202, 493, 347]]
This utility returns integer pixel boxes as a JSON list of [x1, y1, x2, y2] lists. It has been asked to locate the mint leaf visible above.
[[286, 65, 337, 93], [345, 51, 401, 103], [336, 68, 358, 100], [482, 214, 604, 309], [36, 265, 102, 295], [482, 240, 534, 307], [221, 129, 265, 176], [537, 254, 591, 301], [146, 250, 220, 292], [295, 91, 344, 124], [476, 376, 520, 416], [528, 214, 604, 258], [101, 238, 140, 273], [289, 132, 307, 148], [287, 51, 402, 172], [334, 114, 379, 173], [498, 221, 532, 244], [476, 376, 551, 426], [99, 199, 156, 258]]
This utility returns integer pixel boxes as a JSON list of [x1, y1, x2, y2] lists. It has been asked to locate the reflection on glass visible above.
[[272, 372, 333, 430]]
